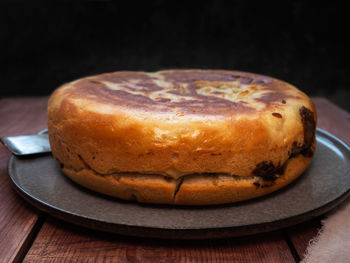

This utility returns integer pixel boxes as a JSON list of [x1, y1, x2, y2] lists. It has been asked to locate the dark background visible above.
[[1, 1, 350, 110]]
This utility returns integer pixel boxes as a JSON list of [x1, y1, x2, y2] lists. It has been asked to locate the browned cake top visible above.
[[56, 70, 304, 116]]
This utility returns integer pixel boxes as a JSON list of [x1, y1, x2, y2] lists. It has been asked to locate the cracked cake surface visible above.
[[48, 69, 317, 205]]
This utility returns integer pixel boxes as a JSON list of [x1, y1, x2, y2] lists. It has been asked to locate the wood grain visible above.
[[0, 97, 48, 136], [287, 98, 350, 261], [24, 217, 295, 263], [286, 218, 322, 260], [0, 98, 48, 262], [313, 98, 350, 145]]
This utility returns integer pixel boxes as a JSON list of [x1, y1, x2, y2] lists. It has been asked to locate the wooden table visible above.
[[1, 97, 349, 262]]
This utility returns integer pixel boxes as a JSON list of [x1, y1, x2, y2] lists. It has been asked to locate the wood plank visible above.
[[287, 98, 350, 260], [0, 97, 48, 136], [0, 97, 48, 262], [286, 218, 322, 260], [0, 147, 41, 263], [313, 97, 350, 145], [24, 217, 295, 262]]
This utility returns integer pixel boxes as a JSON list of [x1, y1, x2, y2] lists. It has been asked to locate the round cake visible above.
[[47, 70, 317, 205]]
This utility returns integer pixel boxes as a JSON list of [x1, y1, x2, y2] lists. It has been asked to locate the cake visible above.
[[47, 70, 317, 205]]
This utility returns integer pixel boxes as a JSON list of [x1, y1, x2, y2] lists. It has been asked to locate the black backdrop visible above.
[[2, 1, 350, 103]]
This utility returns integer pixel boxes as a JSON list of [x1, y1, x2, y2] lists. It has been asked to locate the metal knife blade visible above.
[[0, 129, 51, 156]]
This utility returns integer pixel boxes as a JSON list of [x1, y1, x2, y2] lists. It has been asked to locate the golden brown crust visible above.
[[48, 69, 317, 205], [59, 154, 312, 205]]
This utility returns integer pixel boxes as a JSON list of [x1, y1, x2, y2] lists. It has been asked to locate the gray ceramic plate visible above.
[[7, 129, 350, 239]]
